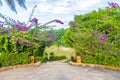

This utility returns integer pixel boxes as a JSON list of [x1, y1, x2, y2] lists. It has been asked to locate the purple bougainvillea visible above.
[[46, 38, 51, 43], [104, 15, 108, 19], [18, 40, 23, 44], [28, 42, 34, 46], [99, 34, 107, 45], [16, 22, 33, 31], [70, 21, 77, 26], [100, 34, 107, 41], [108, 2, 119, 8], [13, 40, 17, 43], [54, 19, 64, 24], [30, 18, 38, 23], [105, 50, 110, 54], [16, 24, 22, 31], [23, 40, 27, 45], [109, 27, 113, 30]]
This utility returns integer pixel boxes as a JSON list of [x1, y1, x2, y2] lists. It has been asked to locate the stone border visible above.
[[69, 62, 120, 71], [0, 62, 41, 72]]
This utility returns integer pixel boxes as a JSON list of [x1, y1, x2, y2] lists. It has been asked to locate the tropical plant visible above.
[[63, 2, 120, 67], [0, 5, 64, 67], [0, 0, 27, 13]]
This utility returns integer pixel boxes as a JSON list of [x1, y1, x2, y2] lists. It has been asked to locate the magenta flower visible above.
[[104, 15, 108, 19], [99, 34, 107, 45], [28, 42, 33, 46], [13, 40, 17, 43], [46, 38, 51, 43], [16, 22, 32, 31], [23, 40, 27, 44], [105, 50, 110, 54], [18, 40, 23, 44], [16, 24, 22, 31], [100, 34, 107, 41], [109, 27, 113, 30], [70, 21, 77, 26], [30, 18, 38, 23], [108, 2, 119, 8], [54, 19, 64, 24]]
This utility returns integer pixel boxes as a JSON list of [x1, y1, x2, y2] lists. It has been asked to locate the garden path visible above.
[[0, 61, 120, 80]]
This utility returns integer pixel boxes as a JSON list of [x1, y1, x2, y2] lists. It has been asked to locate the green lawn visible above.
[[45, 45, 75, 59]]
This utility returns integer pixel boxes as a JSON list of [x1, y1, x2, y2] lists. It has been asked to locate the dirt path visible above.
[[0, 61, 120, 80]]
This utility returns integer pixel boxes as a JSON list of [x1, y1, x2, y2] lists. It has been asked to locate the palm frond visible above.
[[5, 0, 17, 13], [16, 0, 27, 10], [0, 0, 2, 6]]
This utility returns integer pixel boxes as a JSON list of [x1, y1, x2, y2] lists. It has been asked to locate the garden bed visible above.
[[0, 62, 41, 72], [69, 62, 120, 71]]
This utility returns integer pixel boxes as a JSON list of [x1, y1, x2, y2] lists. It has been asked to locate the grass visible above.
[[45, 45, 75, 59]]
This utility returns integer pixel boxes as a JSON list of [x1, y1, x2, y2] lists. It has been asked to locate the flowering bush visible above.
[[0, 5, 64, 67], [63, 2, 120, 67]]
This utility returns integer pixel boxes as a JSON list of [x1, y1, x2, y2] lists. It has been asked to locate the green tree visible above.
[[0, 0, 27, 13], [52, 28, 66, 46]]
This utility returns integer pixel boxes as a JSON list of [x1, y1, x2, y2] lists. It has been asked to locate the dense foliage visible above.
[[63, 3, 120, 67], [0, 52, 30, 67], [52, 28, 66, 46]]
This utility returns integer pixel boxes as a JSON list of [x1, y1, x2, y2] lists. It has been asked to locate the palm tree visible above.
[[0, 0, 27, 13]]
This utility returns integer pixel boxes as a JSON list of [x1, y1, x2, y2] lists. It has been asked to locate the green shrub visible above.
[[49, 52, 55, 57], [35, 56, 43, 62], [49, 55, 66, 61], [82, 53, 120, 67], [63, 4, 120, 67], [54, 55, 66, 60], [42, 52, 66, 61], [0, 52, 30, 67], [49, 52, 55, 60]]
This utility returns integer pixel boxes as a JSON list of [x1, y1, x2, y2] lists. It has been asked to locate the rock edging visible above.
[[69, 62, 120, 71], [0, 62, 41, 72]]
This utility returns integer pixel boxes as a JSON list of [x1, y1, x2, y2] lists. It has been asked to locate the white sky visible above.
[[0, 0, 120, 29]]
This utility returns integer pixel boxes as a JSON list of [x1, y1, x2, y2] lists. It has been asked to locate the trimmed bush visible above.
[[0, 52, 30, 67], [82, 53, 120, 67], [54, 55, 66, 60]]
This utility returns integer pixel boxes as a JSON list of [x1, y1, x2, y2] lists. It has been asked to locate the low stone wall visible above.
[[0, 62, 41, 72], [69, 62, 120, 71]]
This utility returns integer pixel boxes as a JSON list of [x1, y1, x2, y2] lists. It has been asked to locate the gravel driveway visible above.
[[0, 61, 120, 80]]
